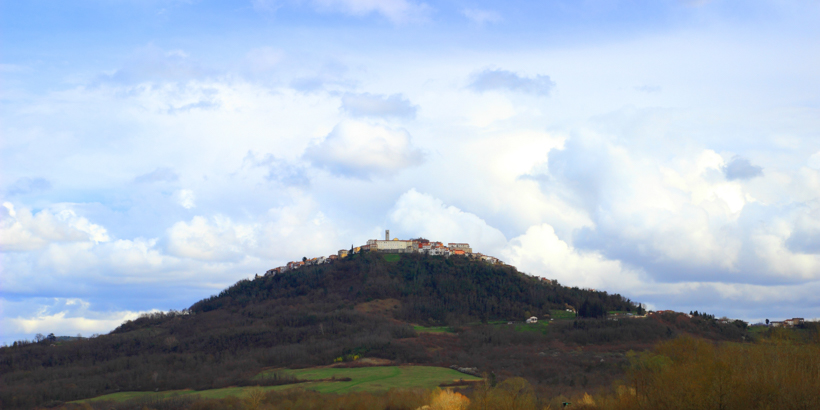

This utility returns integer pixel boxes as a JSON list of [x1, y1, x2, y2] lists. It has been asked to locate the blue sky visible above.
[[2, 0, 820, 344]]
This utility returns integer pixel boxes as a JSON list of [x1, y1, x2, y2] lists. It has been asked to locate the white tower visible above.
[[385, 229, 390, 241]]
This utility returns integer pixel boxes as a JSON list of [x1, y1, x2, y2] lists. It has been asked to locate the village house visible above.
[[448, 243, 472, 254]]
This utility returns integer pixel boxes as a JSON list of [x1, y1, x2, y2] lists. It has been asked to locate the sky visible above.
[[2, 0, 820, 344]]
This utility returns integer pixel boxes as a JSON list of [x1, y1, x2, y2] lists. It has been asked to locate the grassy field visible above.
[[383, 254, 402, 262], [75, 366, 480, 403], [550, 309, 576, 320], [264, 366, 481, 393], [413, 325, 454, 333], [515, 322, 549, 333]]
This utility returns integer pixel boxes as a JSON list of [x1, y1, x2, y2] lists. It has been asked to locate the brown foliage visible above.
[[596, 336, 820, 410]]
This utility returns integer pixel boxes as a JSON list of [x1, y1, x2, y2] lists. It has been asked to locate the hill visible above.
[[0, 252, 748, 408]]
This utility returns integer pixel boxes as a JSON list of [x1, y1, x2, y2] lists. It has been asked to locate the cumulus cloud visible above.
[[0, 203, 110, 251], [6, 177, 51, 195], [723, 156, 763, 180], [304, 121, 424, 178], [166, 215, 256, 261], [469, 69, 555, 96], [1, 298, 149, 342], [134, 167, 179, 183], [389, 189, 508, 253], [502, 224, 642, 290], [341, 93, 417, 118], [536, 131, 820, 288], [462, 8, 502, 24]]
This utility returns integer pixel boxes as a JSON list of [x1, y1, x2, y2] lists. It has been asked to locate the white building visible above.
[[366, 238, 414, 253]]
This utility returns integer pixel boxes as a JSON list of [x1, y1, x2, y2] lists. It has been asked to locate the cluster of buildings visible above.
[[265, 230, 504, 276], [769, 318, 805, 328]]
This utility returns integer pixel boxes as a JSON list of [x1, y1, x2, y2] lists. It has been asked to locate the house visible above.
[[448, 243, 472, 254], [770, 321, 784, 328], [785, 318, 804, 327], [429, 245, 450, 256], [338, 249, 348, 258], [526, 316, 538, 324]]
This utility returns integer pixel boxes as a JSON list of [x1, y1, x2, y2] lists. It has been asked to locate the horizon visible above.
[[2, 0, 820, 345]]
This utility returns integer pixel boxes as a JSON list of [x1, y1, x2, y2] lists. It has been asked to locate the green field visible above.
[[515, 322, 550, 333], [265, 366, 480, 393], [413, 325, 454, 333], [75, 365, 480, 403], [78, 386, 264, 403], [550, 309, 576, 320]]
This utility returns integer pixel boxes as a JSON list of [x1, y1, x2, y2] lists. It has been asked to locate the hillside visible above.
[[0, 252, 748, 408]]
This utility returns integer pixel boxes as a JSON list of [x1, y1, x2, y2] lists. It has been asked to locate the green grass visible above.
[[383, 254, 402, 262], [550, 309, 576, 320], [413, 325, 454, 333], [515, 322, 549, 333], [266, 366, 481, 393], [75, 366, 480, 403]]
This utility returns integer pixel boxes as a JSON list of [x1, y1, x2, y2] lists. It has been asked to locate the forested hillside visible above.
[[0, 252, 744, 408], [189, 252, 639, 322]]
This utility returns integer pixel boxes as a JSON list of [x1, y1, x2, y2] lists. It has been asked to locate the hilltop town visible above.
[[266, 230, 504, 276]]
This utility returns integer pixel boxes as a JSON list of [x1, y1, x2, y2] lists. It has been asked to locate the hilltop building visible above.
[[266, 230, 504, 276]]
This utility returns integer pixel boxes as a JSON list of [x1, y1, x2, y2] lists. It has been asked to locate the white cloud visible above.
[[304, 120, 424, 178], [1, 298, 150, 342], [501, 224, 642, 290], [389, 189, 508, 253], [175, 189, 196, 209], [0, 203, 110, 251], [167, 215, 256, 261]]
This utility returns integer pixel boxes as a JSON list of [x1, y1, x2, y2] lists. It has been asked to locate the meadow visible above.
[[74, 365, 480, 403]]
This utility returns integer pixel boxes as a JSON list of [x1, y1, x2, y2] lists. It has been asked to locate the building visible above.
[[448, 243, 472, 254], [338, 249, 348, 258], [526, 316, 538, 324], [366, 238, 414, 253]]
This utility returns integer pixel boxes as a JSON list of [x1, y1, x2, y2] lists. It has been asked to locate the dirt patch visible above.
[[354, 298, 402, 317], [330, 358, 395, 368]]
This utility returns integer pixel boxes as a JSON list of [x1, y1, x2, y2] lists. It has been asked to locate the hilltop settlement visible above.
[[266, 230, 503, 276]]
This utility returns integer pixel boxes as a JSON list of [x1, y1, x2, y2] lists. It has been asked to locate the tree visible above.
[[766, 319, 769, 325]]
